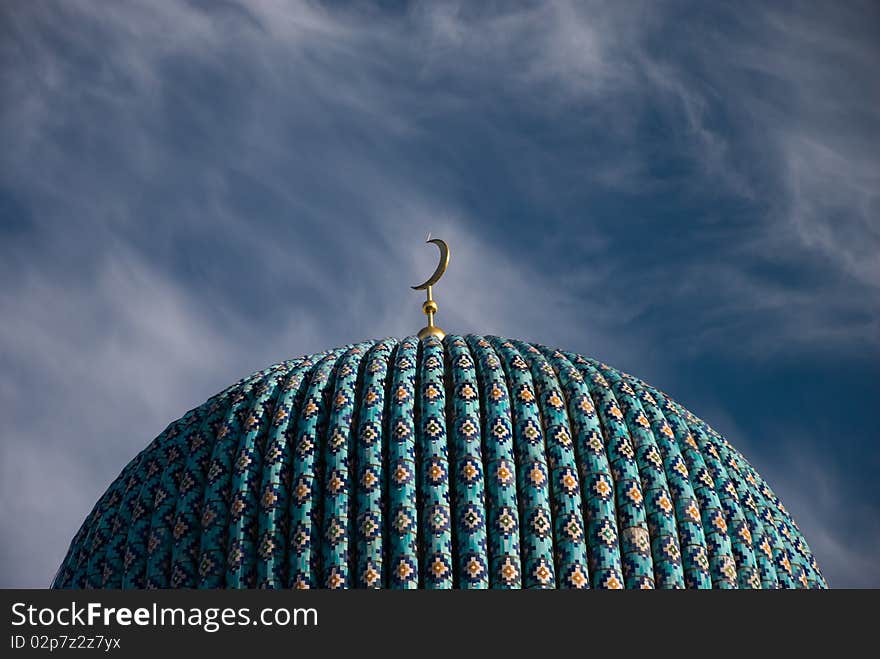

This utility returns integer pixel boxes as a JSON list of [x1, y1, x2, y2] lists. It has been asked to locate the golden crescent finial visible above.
[[412, 238, 450, 290], [413, 238, 450, 340]]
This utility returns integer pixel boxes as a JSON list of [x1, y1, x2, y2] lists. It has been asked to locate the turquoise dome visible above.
[[52, 335, 826, 589]]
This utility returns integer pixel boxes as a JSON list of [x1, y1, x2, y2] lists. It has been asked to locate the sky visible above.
[[0, 0, 877, 588]]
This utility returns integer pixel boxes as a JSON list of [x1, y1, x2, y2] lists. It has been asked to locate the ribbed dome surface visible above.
[[53, 335, 825, 589]]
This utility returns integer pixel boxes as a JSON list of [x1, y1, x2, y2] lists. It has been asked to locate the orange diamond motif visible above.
[[604, 574, 623, 589], [397, 561, 413, 581]]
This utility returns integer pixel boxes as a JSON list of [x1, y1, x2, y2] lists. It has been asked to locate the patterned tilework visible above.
[[255, 356, 323, 588], [386, 337, 419, 589], [445, 336, 489, 588], [52, 335, 827, 589], [466, 336, 522, 588], [588, 362, 686, 589], [489, 337, 556, 588], [537, 346, 622, 588], [418, 336, 453, 588], [320, 342, 374, 588], [354, 339, 396, 589], [613, 376, 714, 589], [557, 352, 656, 589], [287, 348, 356, 588]]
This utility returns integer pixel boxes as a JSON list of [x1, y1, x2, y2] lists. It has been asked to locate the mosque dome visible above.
[[52, 333, 825, 589]]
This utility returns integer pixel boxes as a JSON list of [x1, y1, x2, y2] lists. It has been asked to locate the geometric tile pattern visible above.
[[52, 335, 826, 589]]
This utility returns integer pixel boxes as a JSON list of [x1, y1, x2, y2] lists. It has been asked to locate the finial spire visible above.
[[412, 238, 450, 340]]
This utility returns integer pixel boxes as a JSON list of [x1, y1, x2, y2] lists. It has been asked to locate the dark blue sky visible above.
[[1, 0, 877, 587]]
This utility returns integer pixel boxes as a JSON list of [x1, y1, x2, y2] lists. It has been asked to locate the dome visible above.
[[52, 334, 826, 589]]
